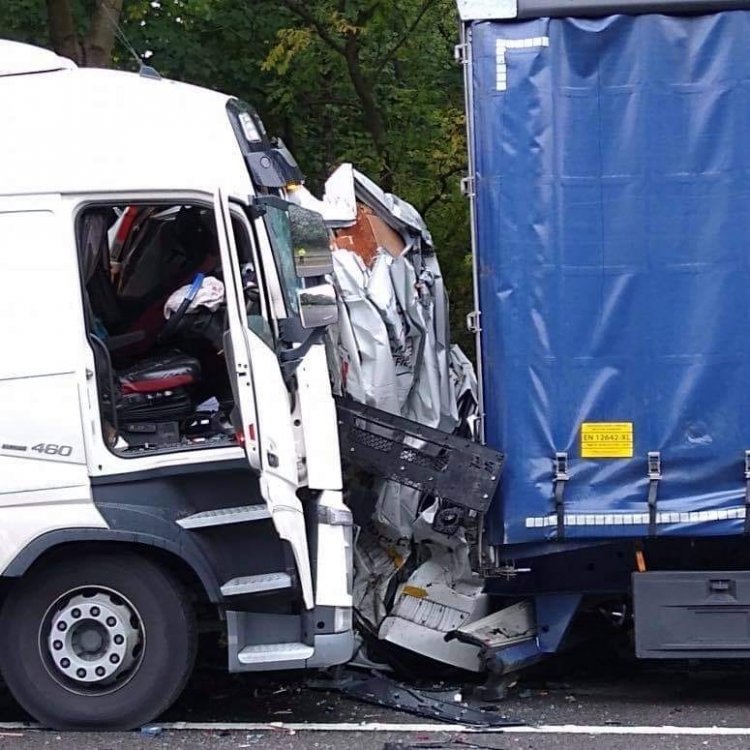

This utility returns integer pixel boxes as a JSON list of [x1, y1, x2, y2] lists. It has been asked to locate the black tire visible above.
[[0, 552, 197, 730]]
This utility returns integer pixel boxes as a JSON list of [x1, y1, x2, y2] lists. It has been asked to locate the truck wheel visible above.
[[0, 552, 197, 730]]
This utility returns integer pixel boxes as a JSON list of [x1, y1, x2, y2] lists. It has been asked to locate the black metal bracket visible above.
[[279, 327, 327, 380], [335, 396, 503, 513]]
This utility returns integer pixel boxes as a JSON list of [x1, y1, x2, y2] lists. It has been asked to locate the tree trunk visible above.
[[46, 0, 82, 64], [46, 0, 124, 68], [83, 0, 124, 68]]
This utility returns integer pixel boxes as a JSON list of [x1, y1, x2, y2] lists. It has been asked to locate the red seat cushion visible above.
[[118, 353, 201, 395]]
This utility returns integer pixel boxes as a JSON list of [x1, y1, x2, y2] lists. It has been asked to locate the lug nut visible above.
[[90, 606, 100, 617], [76, 668, 86, 678], [60, 658, 70, 669], [95, 667, 106, 677], [109, 654, 120, 664], [71, 608, 81, 619], [52, 640, 63, 651], [113, 634, 124, 645], [106, 617, 116, 627]]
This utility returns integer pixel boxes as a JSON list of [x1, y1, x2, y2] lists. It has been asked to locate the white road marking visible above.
[[2, 722, 750, 735]]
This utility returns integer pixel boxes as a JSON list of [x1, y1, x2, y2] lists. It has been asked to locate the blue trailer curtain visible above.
[[471, 12, 750, 545]]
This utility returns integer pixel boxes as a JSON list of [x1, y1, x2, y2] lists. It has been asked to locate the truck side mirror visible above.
[[288, 204, 334, 278], [253, 196, 339, 330], [297, 282, 338, 329]]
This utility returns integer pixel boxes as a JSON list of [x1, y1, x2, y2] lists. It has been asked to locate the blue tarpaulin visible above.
[[469, 12, 750, 545]]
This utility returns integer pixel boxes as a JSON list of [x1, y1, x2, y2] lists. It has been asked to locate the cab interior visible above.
[[77, 203, 258, 456]]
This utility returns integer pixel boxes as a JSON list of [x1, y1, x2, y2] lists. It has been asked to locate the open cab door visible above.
[[213, 189, 314, 609]]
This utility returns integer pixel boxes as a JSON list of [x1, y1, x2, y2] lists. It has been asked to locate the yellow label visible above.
[[581, 422, 633, 458]]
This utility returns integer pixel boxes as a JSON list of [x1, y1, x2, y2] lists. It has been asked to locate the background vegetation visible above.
[[0, 0, 474, 349]]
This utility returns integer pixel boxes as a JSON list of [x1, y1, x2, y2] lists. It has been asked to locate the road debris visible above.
[[383, 741, 502, 750], [309, 671, 522, 728]]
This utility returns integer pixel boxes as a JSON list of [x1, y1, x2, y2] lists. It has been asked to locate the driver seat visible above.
[[118, 352, 201, 395], [117, 352, 201, 422]]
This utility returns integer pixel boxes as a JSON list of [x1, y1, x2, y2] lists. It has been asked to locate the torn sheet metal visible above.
[[335, 205, 407, 266], [379, 563, 489, 672], [350, 168, 434, 248], [451, 601, 536, 651], [376, 503, 490, 672], [424, 253, 458, 432], [352, 529, 411, 630], [333, 249, 399, 414], [314, 163, 491, 672], [368, 254, 414, 411], [450, 346, 478, 430], [374, 484, 423, 543]]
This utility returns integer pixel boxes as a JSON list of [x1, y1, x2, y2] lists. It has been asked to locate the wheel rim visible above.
[[39, 586, 145, 695]]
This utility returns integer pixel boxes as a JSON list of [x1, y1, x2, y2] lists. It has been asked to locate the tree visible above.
[[0, 0, 125, 67], [257, 0, 473, 347], [46, 0, 123, 66], [259, 0, 464, 192]]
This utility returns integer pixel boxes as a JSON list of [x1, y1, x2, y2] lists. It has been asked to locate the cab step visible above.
[[177, 504, 271, 530], [237, 642, 314, 665], [220, 572, 292, 597]]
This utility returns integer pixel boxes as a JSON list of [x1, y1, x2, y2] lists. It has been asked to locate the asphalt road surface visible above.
[[3, 639, 750, 749]]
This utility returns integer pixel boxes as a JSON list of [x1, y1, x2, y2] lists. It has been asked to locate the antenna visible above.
[[100, 3, 162, 79]]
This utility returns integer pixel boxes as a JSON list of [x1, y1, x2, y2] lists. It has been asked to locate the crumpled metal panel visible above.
[[469, 12, 750, 545], [333, 249, 400, 414], [320, 164, 486, 669]]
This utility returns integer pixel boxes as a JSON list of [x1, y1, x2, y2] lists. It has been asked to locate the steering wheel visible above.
[[159, 273, 204, 342]]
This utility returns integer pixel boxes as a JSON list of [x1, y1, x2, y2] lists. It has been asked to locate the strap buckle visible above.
[[647, 451, 661, 536], [553, 452, 569, 539]]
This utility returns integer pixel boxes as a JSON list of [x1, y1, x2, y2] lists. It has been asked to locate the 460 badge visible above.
[[1, 442, 73, 457]]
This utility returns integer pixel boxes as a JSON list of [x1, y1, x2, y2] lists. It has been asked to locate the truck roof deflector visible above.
[[0, 40, 76, 77]]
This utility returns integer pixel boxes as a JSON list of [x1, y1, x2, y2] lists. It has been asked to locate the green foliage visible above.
[[0, 0, 48, 44], [0, 0, 474, 351]]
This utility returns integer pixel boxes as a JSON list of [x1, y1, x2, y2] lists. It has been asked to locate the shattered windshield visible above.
[[262, 204, 299, 316]]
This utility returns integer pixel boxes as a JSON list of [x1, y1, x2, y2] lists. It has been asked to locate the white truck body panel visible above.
[[0, 54, 251, 200], [0, 196, 107, 572]]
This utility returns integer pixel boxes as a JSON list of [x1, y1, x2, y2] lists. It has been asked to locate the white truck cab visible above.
[[0, 40, 353, 729]]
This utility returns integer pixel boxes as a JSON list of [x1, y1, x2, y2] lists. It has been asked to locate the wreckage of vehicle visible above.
[[4, 0, 750, 729], [308, 0, 750, 692], [294, 163, 584, 694]]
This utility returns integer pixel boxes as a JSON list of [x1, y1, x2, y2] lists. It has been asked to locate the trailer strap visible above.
[[553, 452, 569, 539], [744, 451, 750, 534], [647, 451, 661, 536]]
